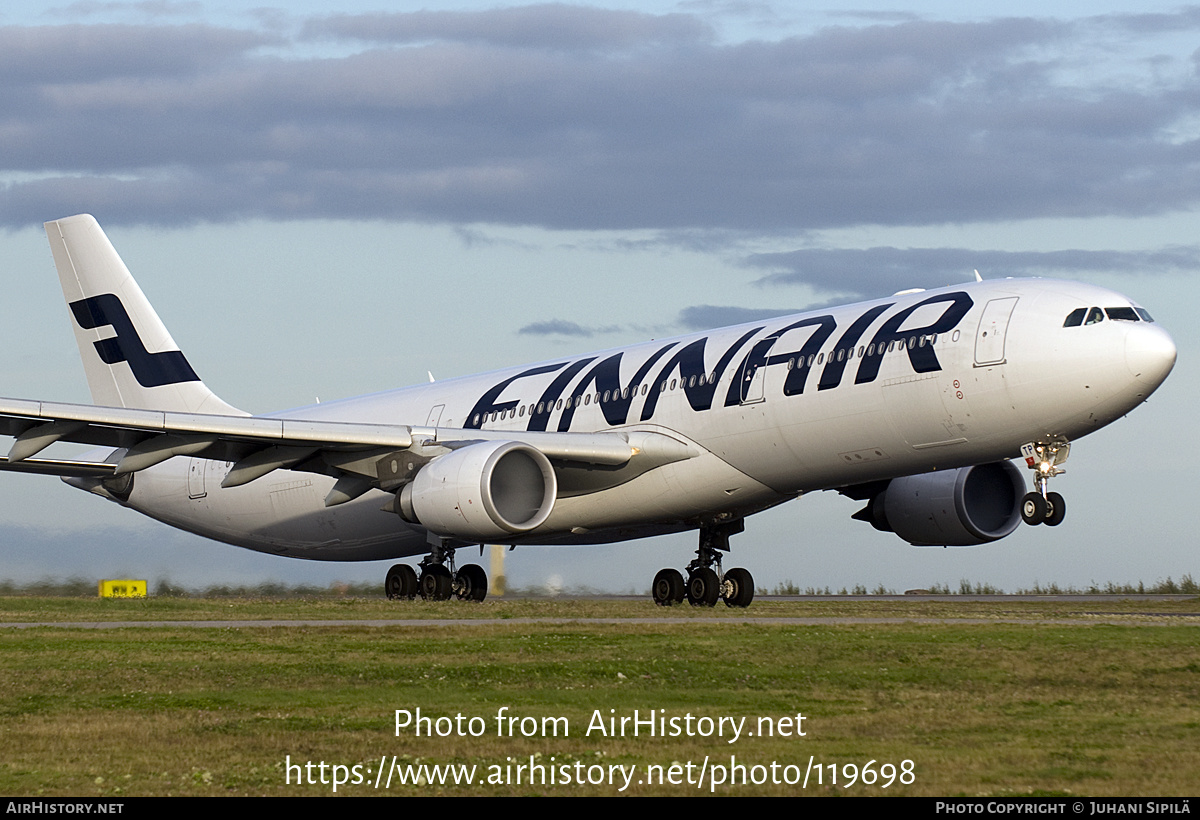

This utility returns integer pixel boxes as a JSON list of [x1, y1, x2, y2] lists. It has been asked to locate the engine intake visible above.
[[397, 440, 556, 541], [857, 461, 1026, 546]]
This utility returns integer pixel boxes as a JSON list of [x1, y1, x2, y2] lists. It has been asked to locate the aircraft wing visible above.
[[0, 396, 695, 503]]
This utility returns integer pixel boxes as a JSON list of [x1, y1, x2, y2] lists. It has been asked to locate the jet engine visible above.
[[397, 440, 557, 541], [853, 461, 1026, 546]]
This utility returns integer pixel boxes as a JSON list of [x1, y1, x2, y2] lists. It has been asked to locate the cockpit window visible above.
[[1104, 307, 1140, 322], [1063, 305, 1155, 328], [1063, 308, 1086, 327]]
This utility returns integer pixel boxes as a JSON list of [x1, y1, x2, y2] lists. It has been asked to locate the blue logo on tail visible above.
[[69, 294, 200, 387]]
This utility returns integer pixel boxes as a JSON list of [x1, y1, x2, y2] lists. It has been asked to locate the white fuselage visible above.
[[109, 278, 1175, 561]]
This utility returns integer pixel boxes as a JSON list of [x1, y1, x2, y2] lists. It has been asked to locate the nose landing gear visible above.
[[1019, 441, 1069, 527], [652, 518, 755, 608]]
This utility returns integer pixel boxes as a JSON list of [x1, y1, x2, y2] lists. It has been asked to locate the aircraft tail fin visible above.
[[44, 214, 247, 416]]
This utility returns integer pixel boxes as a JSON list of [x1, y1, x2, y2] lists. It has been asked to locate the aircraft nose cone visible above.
[[1125, 323, 1177, 392]]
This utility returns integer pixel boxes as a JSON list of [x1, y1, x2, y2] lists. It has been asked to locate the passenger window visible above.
[[1084, 307, 1105, 325]]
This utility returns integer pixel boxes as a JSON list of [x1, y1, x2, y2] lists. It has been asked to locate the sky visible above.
[[0, 0, 1196, 594]]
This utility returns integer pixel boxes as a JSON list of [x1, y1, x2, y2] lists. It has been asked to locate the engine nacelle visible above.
[[397, 440, 557, 541], [858, 461, 1026, 546]]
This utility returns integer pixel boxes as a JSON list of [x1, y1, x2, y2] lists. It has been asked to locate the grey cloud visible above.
[[518, 319, 612, 337], [1094, 7, 1200, 34], [0, 9, 1198, 230], [521, 307, 808, 336], [828, 11, 922, 24], [54, 2, 205, 19], [677, 304, 800, 331], [746, 246, 1200, 298], [304, 6, 712, 50], [0, 24, 272, 83]]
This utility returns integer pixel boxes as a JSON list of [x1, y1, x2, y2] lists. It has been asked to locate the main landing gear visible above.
[[652, 519, 755, 608], [385, 541, 488, 602], [1019, 441, 1069, 527]]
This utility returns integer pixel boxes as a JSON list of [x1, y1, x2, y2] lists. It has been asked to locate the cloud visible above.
[[303, 6, 713, 51], [745, 245, 1200, 298], [0, 23, 271, 83], [518, 319, 612, 337], [0, 9, 1198, 230], [52, 2, 205, 20], [677, 304, 801, 331]]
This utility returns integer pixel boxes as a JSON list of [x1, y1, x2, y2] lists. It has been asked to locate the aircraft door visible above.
[[187, 457, 206, 499], [974, 297, 1018, 366], [737, 359, 765, 405]]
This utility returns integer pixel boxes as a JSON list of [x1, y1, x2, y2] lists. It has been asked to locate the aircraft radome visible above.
[[0, 215, 1177, 606]]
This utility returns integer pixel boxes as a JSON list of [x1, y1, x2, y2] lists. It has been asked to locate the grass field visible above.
[[0, 595, 1197, 797]]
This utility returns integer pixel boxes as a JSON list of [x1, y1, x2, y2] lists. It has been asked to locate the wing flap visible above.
[[0, 456, 116, 478]]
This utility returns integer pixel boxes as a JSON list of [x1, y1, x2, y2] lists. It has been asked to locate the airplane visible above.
[[0, 214, 1177, 607]]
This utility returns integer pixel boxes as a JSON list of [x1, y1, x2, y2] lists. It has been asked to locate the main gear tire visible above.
[[686, 567, 720, 607]]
